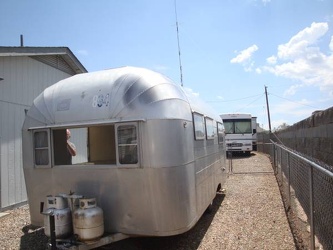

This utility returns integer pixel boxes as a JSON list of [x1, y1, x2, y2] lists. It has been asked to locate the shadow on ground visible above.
[[19, 193, 225, 250], [20, 224, 48, 250], [99, 192, 225, 250]]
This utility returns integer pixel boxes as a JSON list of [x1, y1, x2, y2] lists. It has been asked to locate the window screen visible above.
[[34, 130, 50, 166], [193, 113, 205, 140], [117, 125, 138, 164], [205, 117, 215, 139], [217, 122, 224, 144]]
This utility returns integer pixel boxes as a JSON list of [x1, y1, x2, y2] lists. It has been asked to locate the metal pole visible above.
[[273, 144, 277, 174], [174, 0, 183, 87], [0, 136, 1, 209], [287, 152, 291, 210], [280, 147, 283, 183], [228, 151, 233, 174], [309, 165, 315, 250], [49, 213, 57, 250]]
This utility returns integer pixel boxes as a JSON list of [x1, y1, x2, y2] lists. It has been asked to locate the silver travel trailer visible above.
[[22, 66, 227, 246]]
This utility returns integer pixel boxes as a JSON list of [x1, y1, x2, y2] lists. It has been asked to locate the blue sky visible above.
[[1, 0, 333, 130]]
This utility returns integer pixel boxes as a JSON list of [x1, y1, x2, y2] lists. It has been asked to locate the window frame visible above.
[[205, 117, 215, 140], [33, 129, 51, 168], [193, 112, 206, 140], [115, 122, 140, 166], [217, 122, 224, 144]]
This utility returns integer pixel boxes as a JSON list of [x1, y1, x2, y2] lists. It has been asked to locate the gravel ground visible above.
[[0, 152, 296, 250]]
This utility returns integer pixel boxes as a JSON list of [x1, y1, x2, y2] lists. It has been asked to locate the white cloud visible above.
[[283, 84, 303, 96], [272, 99, 315, 118], [230, 44, 258, 64], [329, 36, 333, 51], [230, 45, 258, 72], [266, 55, 277, 64], [271, 119, 289, 130], [277, 22, 328, 60], [261, 22, 333, 96], [184, 87, 199, 97]]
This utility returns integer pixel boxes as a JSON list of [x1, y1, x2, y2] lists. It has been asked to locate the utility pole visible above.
[[265, 85, 272, 133]]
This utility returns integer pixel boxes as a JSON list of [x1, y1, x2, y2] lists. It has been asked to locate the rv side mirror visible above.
[[252, 129, 256, 134]]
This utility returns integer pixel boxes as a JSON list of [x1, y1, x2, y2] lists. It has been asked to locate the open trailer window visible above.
[[33, 130, 51, 168], [117, 124, 138, 165], [88, 126, 116, 164], [48, 124, 139, 166], [53, 126, 116, 166], [193, 113, 205, 140]]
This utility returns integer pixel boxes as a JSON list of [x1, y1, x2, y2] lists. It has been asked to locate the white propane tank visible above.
[[73, 198, 104, 242], [44, 195, 72, 238]]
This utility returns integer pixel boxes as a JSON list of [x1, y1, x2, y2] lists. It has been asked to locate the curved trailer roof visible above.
[[23, 66, 221, 129]]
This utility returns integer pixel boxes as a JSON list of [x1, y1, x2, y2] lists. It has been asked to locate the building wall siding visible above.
[[0, 56, 73, 209]]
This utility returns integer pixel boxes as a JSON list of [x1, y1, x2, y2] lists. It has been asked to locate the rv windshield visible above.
[[223, 119, 252, 134]]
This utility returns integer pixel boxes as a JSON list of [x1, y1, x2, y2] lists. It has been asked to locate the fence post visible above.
[[309, 165, 315, 250], [280, 147, 283, 184], [272, 143, 276, 173], [287, 152, 291, 210], [228, 151, 233, 174]]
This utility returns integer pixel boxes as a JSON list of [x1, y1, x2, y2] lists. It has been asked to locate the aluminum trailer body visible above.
[[22, 66, 227, 239]]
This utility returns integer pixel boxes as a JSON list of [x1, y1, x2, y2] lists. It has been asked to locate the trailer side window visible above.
[[193, 113, 205, 140], [117, 125, 138, 164], [205, 117, 215, 140], [33, 130, 50, 167], [217, 122, 224, 144]]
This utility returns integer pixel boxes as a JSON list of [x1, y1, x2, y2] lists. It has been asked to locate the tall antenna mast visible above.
[[174, 0, 183, 87]]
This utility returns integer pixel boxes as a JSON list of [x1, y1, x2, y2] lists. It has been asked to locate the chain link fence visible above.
[[258, 136, 333, 250]]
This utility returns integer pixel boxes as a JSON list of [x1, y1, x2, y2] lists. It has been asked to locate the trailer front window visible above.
[[33, 130, 50, 167], [117, 125, 138, 164]]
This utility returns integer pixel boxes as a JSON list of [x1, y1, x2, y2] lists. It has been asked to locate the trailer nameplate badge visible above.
[[92, 93, 110, 108]]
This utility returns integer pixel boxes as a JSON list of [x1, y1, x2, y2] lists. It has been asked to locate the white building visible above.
[[0, 46, 87, 210]]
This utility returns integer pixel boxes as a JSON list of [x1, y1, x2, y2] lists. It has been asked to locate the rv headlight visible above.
[[244, 143, 252, 146]]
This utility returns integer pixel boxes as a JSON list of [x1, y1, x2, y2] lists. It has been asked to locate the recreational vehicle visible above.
[[220, 113, 257, 155], [22, 66, 227, 247]]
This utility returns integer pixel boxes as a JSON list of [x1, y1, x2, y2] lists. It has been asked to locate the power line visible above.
[[206, 93, 264, 103], [233, 93, 265, 113], [269, 93, 320, 109]]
